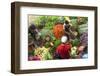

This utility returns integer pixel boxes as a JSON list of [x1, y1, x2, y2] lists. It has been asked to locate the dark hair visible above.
[[29, 24, 36, 29], [65, 20, 69, 24]]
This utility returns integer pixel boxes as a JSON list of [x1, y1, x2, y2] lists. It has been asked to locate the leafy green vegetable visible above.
[[71, 38, 80, 46]]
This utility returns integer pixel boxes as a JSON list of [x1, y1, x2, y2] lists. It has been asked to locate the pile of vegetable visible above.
[[28, 15, 88, 61]]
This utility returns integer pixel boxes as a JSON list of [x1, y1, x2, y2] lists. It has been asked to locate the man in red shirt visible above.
[[54, 36, 72, 59]]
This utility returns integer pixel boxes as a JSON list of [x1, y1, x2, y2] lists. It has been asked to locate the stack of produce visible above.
[[34, 47, 52, 60]]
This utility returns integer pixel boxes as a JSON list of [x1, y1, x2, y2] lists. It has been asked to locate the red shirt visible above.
[[56, 43, 71, 59]]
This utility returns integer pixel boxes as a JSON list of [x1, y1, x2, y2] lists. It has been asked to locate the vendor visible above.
[[77, 32, 88, 58], [54, 36, 72, 59]]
